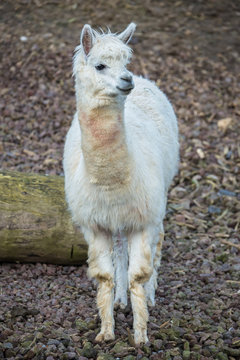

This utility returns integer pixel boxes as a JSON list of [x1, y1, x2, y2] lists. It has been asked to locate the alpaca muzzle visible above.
[[117, 73, 134, 94], [117, 81, 134, 94]]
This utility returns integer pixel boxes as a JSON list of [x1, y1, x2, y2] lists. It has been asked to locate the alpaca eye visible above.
[[95, 64, 106, 71]]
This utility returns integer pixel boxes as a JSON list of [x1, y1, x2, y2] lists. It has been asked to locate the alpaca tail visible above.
[[113, 231, 128, 308]]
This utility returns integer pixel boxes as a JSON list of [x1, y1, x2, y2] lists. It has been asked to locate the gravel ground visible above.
[[0, 0, 240, 359]]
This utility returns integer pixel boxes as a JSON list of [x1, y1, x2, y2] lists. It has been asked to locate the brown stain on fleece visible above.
[[79, 109, 131, 186], [81, 111, 121, 148], [129, 231, 153, 288]]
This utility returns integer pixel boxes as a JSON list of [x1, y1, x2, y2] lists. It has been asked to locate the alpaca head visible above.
[[73, 23, 136, 107]]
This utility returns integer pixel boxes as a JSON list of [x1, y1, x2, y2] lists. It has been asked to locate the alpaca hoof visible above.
[[95, 331, 115, 342], [114, 300, 127, 310], [114, 297, 127, 309], [134, 329, 148, 345], [119, 302, 127, 309], [147, 297, 155, 307]]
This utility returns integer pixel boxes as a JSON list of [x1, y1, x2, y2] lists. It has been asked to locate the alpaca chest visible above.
[[67, 176, 159, 233]]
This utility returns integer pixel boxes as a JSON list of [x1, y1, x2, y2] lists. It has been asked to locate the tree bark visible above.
[[0, 171, 87, 265]]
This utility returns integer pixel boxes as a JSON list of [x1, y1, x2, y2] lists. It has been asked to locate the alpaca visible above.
[[63, 23, 179, 344]]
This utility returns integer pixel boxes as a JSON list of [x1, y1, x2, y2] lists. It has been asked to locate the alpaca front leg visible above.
[[96, 277, 115, 341], [87, 232, 115, 342], [128, 229, 154, 344]]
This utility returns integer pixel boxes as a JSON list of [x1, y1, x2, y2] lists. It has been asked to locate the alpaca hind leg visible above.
[[144, 231, 164, 306], [128, 228, 154, 344], [87, 231, 115, 342], [113, 231, 128, 308]]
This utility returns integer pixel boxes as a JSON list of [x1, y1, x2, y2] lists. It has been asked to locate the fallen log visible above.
[[0, 171, 87, 265]]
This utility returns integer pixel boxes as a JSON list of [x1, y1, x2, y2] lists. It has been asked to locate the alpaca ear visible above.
[[81, 24, 94, 57], [118, 22, 136, 44]]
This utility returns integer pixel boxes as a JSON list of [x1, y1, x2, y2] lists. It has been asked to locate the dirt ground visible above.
[[0, 0, 240, 359]]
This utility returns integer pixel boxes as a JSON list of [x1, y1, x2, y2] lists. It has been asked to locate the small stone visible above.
[[61, 337, 70, 347], [75, 319, 88, 331], [97, 354, 115, 360], [233, 264, 240, 271], [217, 326, 225, 334], [169, 347, 180, 356], [20, 36, 28, 42], [142, 343, 151, 355], [209, 345, 218, 354], [86, 319, 97, 330], [47, 339, 60, 346], [183, 350, 191, 360], [28, 308, 40, 316], [167, 328, 180, 341], [191, 352, 201, 360], [157, 331, 167, 340], [110, 341, 134, 357], [183, 341, 190, 351], [117, 313, 126, 322], [223, 346, 240, 356], [217, 353, 228, 360], [192, 344, 201, 351], [208, 205, 221, 214], [58, 343, 67, 352], [21, 340, 32, 348], [94, 344, 101, 351], [178, 291, 186, 299], [165, 350, 172, 360], [3, 343, 13, 350], [85, 330, 96, 342], [216, 253, 228, 263], [71, 335, 81, 343], [202, 348, 211, 356], [184, 333, 197, 345], [153, 339, 162, 351], [4, 348, 16, 358], [80, 341, 97, 358], [69, 352, 77, 359], [46, 357, 55, 360], [45, 344, 57, 355], [61, 352, 76, 359], [218, 189, 236, 197], [232, 310, 240, 321], [24, 344, 39, 359], [232, 337, 240, 347], [223, 331, 232, 340]]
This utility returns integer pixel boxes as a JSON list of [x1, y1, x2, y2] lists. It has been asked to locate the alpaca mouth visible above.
[[117, 86, 133, 95]]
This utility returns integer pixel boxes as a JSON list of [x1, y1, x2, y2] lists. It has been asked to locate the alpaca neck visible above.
[[78, 104, 131, 187]]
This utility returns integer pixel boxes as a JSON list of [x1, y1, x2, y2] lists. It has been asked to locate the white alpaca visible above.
[[63, 23, 179, 344]]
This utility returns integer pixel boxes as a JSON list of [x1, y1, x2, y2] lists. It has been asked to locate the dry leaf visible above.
[[23, 149, 39, 159], [196, 148, 205, 159], [43, 158, 58, 166], [217, 117, 232, 132]]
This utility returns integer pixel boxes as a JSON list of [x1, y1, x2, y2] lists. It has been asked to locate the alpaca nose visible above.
[[120, 74, 133, 84]]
